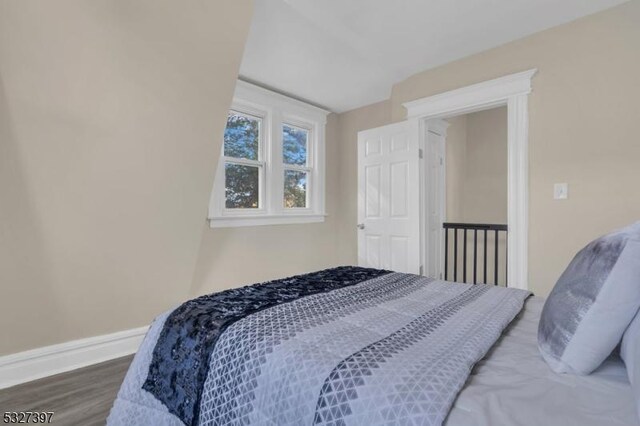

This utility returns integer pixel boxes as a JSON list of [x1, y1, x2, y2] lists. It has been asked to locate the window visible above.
[[282, 124, 310, 209], [223, 112, 263, 209], [209, 81, 328, 228]]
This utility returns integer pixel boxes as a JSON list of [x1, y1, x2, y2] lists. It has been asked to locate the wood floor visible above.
[[0, 356, 133, 426]]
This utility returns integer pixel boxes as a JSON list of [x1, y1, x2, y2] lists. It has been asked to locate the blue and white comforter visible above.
[[108, 267, 530, 426]]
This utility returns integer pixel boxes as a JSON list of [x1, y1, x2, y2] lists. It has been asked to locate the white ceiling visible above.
[[239, 0, 627, 113]]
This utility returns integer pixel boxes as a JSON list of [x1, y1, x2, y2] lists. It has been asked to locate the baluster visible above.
[[494, 230, 499, 285], [463, 229, 468, 283], [442, 223, 508, 286], [473, 229, 478, 284], [444, 228, 449, 281], [454, 229, 458, 282], [505, 230, 508, 287], [483, 229, 488, 284]]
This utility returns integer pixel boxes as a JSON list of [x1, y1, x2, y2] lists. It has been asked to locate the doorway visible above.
[[407, 69, 535, 290], [357, 69, 535, 290], [422, 107, 508, 286]]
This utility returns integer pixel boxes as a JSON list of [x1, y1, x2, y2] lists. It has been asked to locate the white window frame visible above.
[[209, 81, 329, 228]]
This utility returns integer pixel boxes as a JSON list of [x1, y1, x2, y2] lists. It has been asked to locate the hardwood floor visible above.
[[0, 356, 133, 426]]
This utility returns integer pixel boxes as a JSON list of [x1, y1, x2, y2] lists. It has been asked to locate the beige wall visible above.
[[446, 107, 508, 224], [445, 115, 468, 223], [338, 0, 640, 295], [0, 0, 253, 355], [191, 114, 341, 294], [463, 108, 508, 224]]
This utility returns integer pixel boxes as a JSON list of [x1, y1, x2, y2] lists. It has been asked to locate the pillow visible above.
[[538, 222, 640, 375], [621, 309, 640, 420]]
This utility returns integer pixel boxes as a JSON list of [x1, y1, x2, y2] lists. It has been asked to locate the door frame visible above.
[[404, 69, 536, 291]]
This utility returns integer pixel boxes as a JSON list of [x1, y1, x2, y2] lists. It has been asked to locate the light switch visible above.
[[554, 183, 568, 200]]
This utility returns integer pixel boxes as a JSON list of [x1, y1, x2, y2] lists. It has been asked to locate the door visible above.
[[425, 123, 446, 278], [357, 120, 420, 274]]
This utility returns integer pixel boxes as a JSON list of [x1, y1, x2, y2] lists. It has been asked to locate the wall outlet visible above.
[[554, 183, 568, 200]]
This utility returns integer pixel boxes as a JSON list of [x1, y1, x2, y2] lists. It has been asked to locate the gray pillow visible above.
[[538, 222, 640, 375], [621, 309, 640, 420]]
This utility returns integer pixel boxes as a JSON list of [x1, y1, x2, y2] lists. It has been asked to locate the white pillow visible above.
[[621, 309, 640, 420], [538, 222, 640, 374]]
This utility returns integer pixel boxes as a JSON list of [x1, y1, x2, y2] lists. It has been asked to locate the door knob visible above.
[[357, 223, 365, 230]]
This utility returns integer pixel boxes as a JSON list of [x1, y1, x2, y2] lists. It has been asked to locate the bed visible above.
[[107, 266, 639, 426], [445, 297, 638, 426]]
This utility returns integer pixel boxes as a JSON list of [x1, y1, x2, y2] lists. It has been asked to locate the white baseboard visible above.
[[0, 326, 149, 390]]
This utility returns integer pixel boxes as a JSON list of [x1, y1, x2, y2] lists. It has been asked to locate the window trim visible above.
[[208, 81, 329, 228]]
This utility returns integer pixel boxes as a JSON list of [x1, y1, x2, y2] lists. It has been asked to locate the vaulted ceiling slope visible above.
[[239, 0, 627, 112]]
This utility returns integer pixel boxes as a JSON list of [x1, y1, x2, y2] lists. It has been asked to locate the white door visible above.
[[357, 120, 420, 274], [425, 124, 446, 279]]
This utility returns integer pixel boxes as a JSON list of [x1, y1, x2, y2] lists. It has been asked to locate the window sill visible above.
[[208, 214, 326, 228]]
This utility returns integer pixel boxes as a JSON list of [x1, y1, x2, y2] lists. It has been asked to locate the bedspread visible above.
[[108, 267, 530, 426]]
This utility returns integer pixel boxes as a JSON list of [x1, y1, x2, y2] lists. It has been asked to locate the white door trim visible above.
[[403, 69, 536, 290]]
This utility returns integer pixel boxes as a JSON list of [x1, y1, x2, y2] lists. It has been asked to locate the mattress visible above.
[[445, 296, 639, 426]]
